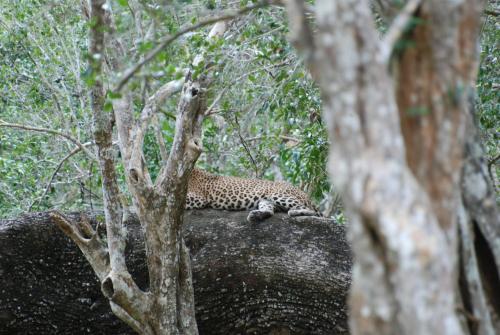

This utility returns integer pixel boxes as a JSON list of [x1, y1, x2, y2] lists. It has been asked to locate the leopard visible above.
[[186, 168, 321, 222]]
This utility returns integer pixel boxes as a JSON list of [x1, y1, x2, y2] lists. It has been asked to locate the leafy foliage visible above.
[[0, 1, 498, 217], [477, 9, 499, 192]]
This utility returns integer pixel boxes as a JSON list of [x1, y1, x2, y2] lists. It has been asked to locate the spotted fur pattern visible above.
[[186, 169, 320, 222]]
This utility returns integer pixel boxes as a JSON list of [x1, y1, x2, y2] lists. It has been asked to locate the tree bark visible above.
[[371, 2, 500, 334], [67, 2, 231, 333], [286, 0, 497, 334], [0, 210, 350, 335], [456, 100, 500, 334]]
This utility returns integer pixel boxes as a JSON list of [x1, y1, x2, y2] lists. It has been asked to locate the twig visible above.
[[205, 59, 290, 116], [28, 142, 93, 211], [234, 114, 259, 177], [114, 1, 271, 92], [379, 0, 422, 64], [246, 135, 301, 143], [0, 120, 96, 160], [205, 87, 229, 116]]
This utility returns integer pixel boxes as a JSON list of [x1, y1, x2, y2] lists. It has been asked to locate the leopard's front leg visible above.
[[287, 206, 317, 217], [247, 199, 275, 223]]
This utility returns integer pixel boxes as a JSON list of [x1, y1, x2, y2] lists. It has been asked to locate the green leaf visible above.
[[166, 64, 176, 75], [107, 91, 122, 99], [104, 100, 113, 112]]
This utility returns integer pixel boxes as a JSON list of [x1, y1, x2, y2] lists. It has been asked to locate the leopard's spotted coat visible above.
[[186, 169, 320, 222]]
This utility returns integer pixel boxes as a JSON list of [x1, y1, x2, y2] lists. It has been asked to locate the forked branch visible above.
[[50, 211, 109, 279]]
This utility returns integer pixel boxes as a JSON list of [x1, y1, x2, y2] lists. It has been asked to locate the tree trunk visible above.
[[0, 210, 351, 335], [456, 100, 500, 334], [71, 2, 221, 333], [286, 0, 498, 334]]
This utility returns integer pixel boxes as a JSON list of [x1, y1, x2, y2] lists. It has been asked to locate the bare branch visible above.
[[114, 0, 271, 92], [234, 114, 259, 177], [152, 77, 186, 105], [51, 210, 150, 330], [51, 211, 91, 245], [154, 20, 231, 192], [155, 76, 205, 191], [109, 302, 146, 334], [378, 0, 422, 64], [128, 77, 185, 188], [29, 142, 93, 211], [85, 2, 153, 330], [205, 87, 228, 116], [0, 120, 96, 160]]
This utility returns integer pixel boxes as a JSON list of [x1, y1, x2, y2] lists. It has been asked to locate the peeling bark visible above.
[[0, 210, 350, 335]]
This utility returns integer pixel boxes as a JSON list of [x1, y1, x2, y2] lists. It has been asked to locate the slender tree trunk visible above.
[[51, 1, 218, 334]]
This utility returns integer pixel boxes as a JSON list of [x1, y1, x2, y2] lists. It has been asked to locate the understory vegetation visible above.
[[0, 0, 497, 217]]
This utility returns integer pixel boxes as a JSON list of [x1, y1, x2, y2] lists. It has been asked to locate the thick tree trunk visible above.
[[286, 0, 498, 334], [0, 210, 350, 335], [457, 103, 500, 334]]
